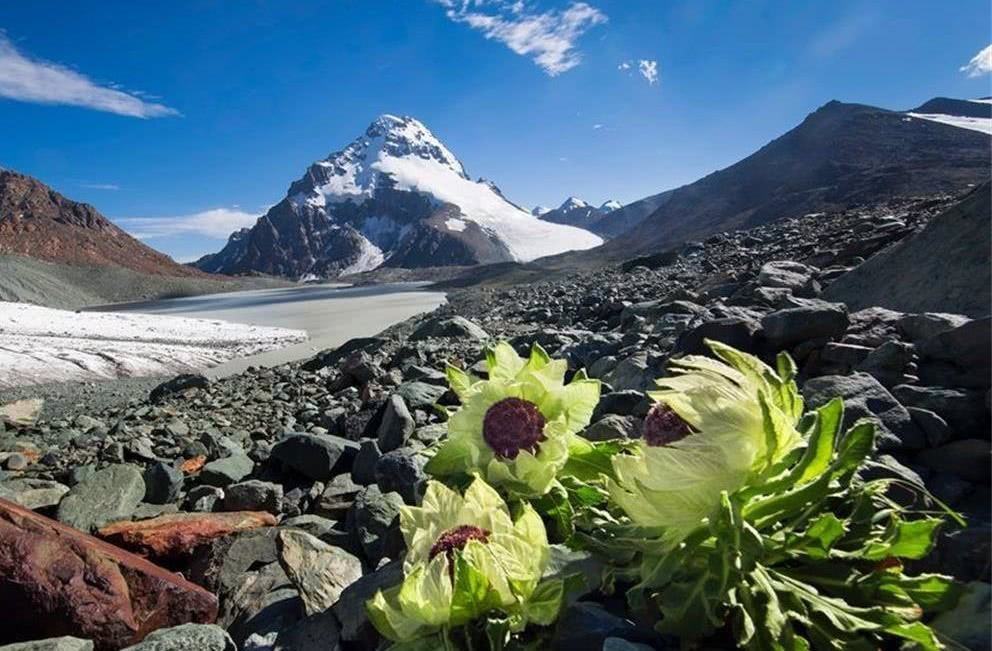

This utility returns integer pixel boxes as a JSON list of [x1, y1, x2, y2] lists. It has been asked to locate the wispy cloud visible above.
[[0, 34, 179, 118], [807, 12, 875, 59], [618, 59, 659, 86], [116, 208, 259, 240], [592, 123, 604, 129], [79, 182, 119, 191], [961, 44, 992, 77], [434, 1, 607, 76], [638, 59, 658, 85]]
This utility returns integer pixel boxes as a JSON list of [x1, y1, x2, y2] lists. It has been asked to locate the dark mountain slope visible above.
[[823, 182, 991, 317], [599, 99, 990, 257]]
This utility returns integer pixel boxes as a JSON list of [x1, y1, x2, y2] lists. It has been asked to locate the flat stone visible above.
[[56, 464, 145, 532], [187, 528, 280, 596], [270, 433, 357, 481], [581, 415, 639, 441], [394, 381, 447, 410], [277, 529, 362, 615], [0, 497, 217, 649], [0, 479, 69, 511], [222, 480, 283, 514], [198, 453, 254, 488], [896, 312, 970, 343], [98, 511, 277, 560], [892, 384, 988, 437], [409, 315, 489, 341], [149, 374, 211, 403], [121, 624, 235, 651], [0, 637, 93, 651]]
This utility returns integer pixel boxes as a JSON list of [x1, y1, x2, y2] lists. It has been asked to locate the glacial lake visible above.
[[98, 282, 447, 376]]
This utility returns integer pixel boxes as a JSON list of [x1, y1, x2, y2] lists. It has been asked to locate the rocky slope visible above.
[[1, 188, 987, 649], [195, 116, 602, 279], [593, 98, 990, 259], [0, 170, 201, 277]]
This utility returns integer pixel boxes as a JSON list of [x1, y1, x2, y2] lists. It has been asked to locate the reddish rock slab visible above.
[[0, 496, 218, 650], [98, 511, 278, 561]]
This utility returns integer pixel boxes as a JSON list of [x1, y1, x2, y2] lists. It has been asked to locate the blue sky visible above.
[[0, 1, 989, 262]]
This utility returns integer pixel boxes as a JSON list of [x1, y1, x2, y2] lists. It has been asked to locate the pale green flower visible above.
[[608, 340, 804, 549], [366, 478, 561, 643], [427, 342, 600, 497]]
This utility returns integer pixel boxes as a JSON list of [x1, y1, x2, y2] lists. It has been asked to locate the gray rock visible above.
[[604, 351, 652, 392], [122, 624, 235, 651], [278, 529, 362, 615], [351, 439, 381, 485], [223, 480, 283, 514], [856, 340, 914, 387], [0, 478, 69, 510], [929, 582, 991, 651], [917, 439, 991, 483], [907, 407, 953, 447], [552, 602, 641, 651], [896, 312, 970, 343], [315, 473, 362, 520], [918, 317, 991, 388], [271, 433, 358, 481], [892, 385, 988, 437], [674, 316, 761, 356], [56, 464, 145, 531], [199, 453, 254, 487], [189, 527, 281, 595], [395, 381, 447, 410], [802, 373, 925, 450], [757, 260, 817, 291], [410, 315, 489, 341], [143, 461, 183, 504], [581, 415, 639, 441], [821, 342, 873, 368], [593, 390, 650, 420], [185, 485, 224, 512], [346, 485, 404, 562], [376, 394, 415, 452], [149, 373, 211, 403], [374, 448, 426, 504], [272, 609, 341, 651], [0, 637, 93, 650], [333, 559, 404, 643], [762, 300, 849, 348]]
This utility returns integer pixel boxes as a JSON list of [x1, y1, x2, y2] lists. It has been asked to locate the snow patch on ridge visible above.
[[338, 235, 385, 276], [445, 217, 467, 232], [905, 112, 992, 135]]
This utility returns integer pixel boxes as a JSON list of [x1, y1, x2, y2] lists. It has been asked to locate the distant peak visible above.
[[559, 196, 590, 210], [599, 199, 622, 211]]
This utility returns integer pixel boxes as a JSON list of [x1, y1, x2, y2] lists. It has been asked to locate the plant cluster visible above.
[[366, 340, 964, 650]]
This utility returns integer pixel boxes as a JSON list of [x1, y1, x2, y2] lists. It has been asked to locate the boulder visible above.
[[409, 315, 489, 341], [143, 462, 184, 505], [374, 448, 427, 504], [277, 530, 362, 615], [149, 374, 211, 404], [892, 384, 988, 437], [56, 464, 145, 532], [761, 300, 849, 349], [198, 453, 254, 488], [121, 624, 235, 651], [97, 511, 277, 560], [581, 415, 639, 441], [0, 638, 93, 650], [394, 381, 447, 410], [376, 394, 415, 452], [334, 560, 404, 643], [222, 480, 283, 514], [674, 316, 761, 356], [0, 479, 69, 511], [802, 373, 925, 450], [270, 433, 358, 481], [757, 260, 817, 292], [928, 582, 991, 651], [0, 497, 217, 649], [918, 317, 992, 388], [916, 439, 991, 484], [301, 337, 385, 372]]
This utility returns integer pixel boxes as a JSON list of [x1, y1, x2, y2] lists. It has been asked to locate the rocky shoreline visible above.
[[0, 190, 988, 650]]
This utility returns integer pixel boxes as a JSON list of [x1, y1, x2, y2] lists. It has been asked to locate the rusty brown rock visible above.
[[98, 511, 278, 561], [0, 496, 218, 650]]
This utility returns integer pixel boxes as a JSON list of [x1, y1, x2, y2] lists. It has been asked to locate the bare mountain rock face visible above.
[[824, 182, 991, 317], [0, 170, 201, 277], [195, 115, 602, 279], [597, 99, 990, 258]]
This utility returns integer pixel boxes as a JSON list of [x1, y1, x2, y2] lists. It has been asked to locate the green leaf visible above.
[[532, 482, 575, 542], [859, 517, 943, 561], [800, 512, 847, 558], [449, 554, 501, 627], [561, 437, 624, 482], [523, 578, 564, 626]]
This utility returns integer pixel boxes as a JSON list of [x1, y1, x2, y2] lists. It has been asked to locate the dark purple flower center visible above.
[[482, 397, 546, 459], [429, 524, 491, 561], [642, 404, 694, 447]]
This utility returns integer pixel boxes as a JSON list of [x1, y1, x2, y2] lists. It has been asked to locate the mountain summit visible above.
[[196, 115, 602, 278]]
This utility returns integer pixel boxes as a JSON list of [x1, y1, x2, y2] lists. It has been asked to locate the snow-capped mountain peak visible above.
[[599, 199, 622, 212], [559, 196, 591, 211], [198, 115, 602, 278], [531, 205, 552, 216]]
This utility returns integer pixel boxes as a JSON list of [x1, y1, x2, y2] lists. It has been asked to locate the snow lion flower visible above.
[[425, 342, 600, 497], [608, 340, 804, 549], [366, 478, 561, 643]]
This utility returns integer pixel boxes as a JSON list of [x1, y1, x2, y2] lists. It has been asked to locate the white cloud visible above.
[[434, 1, 607, 75], [961, 44, 992, 77], [592, 123, 604, 129], [638, 59, 658, 85], [79, 182, 119, 191], [0, 35, 178, 118], [116, 208, 259, 240], [618, 58, 659, 86]]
